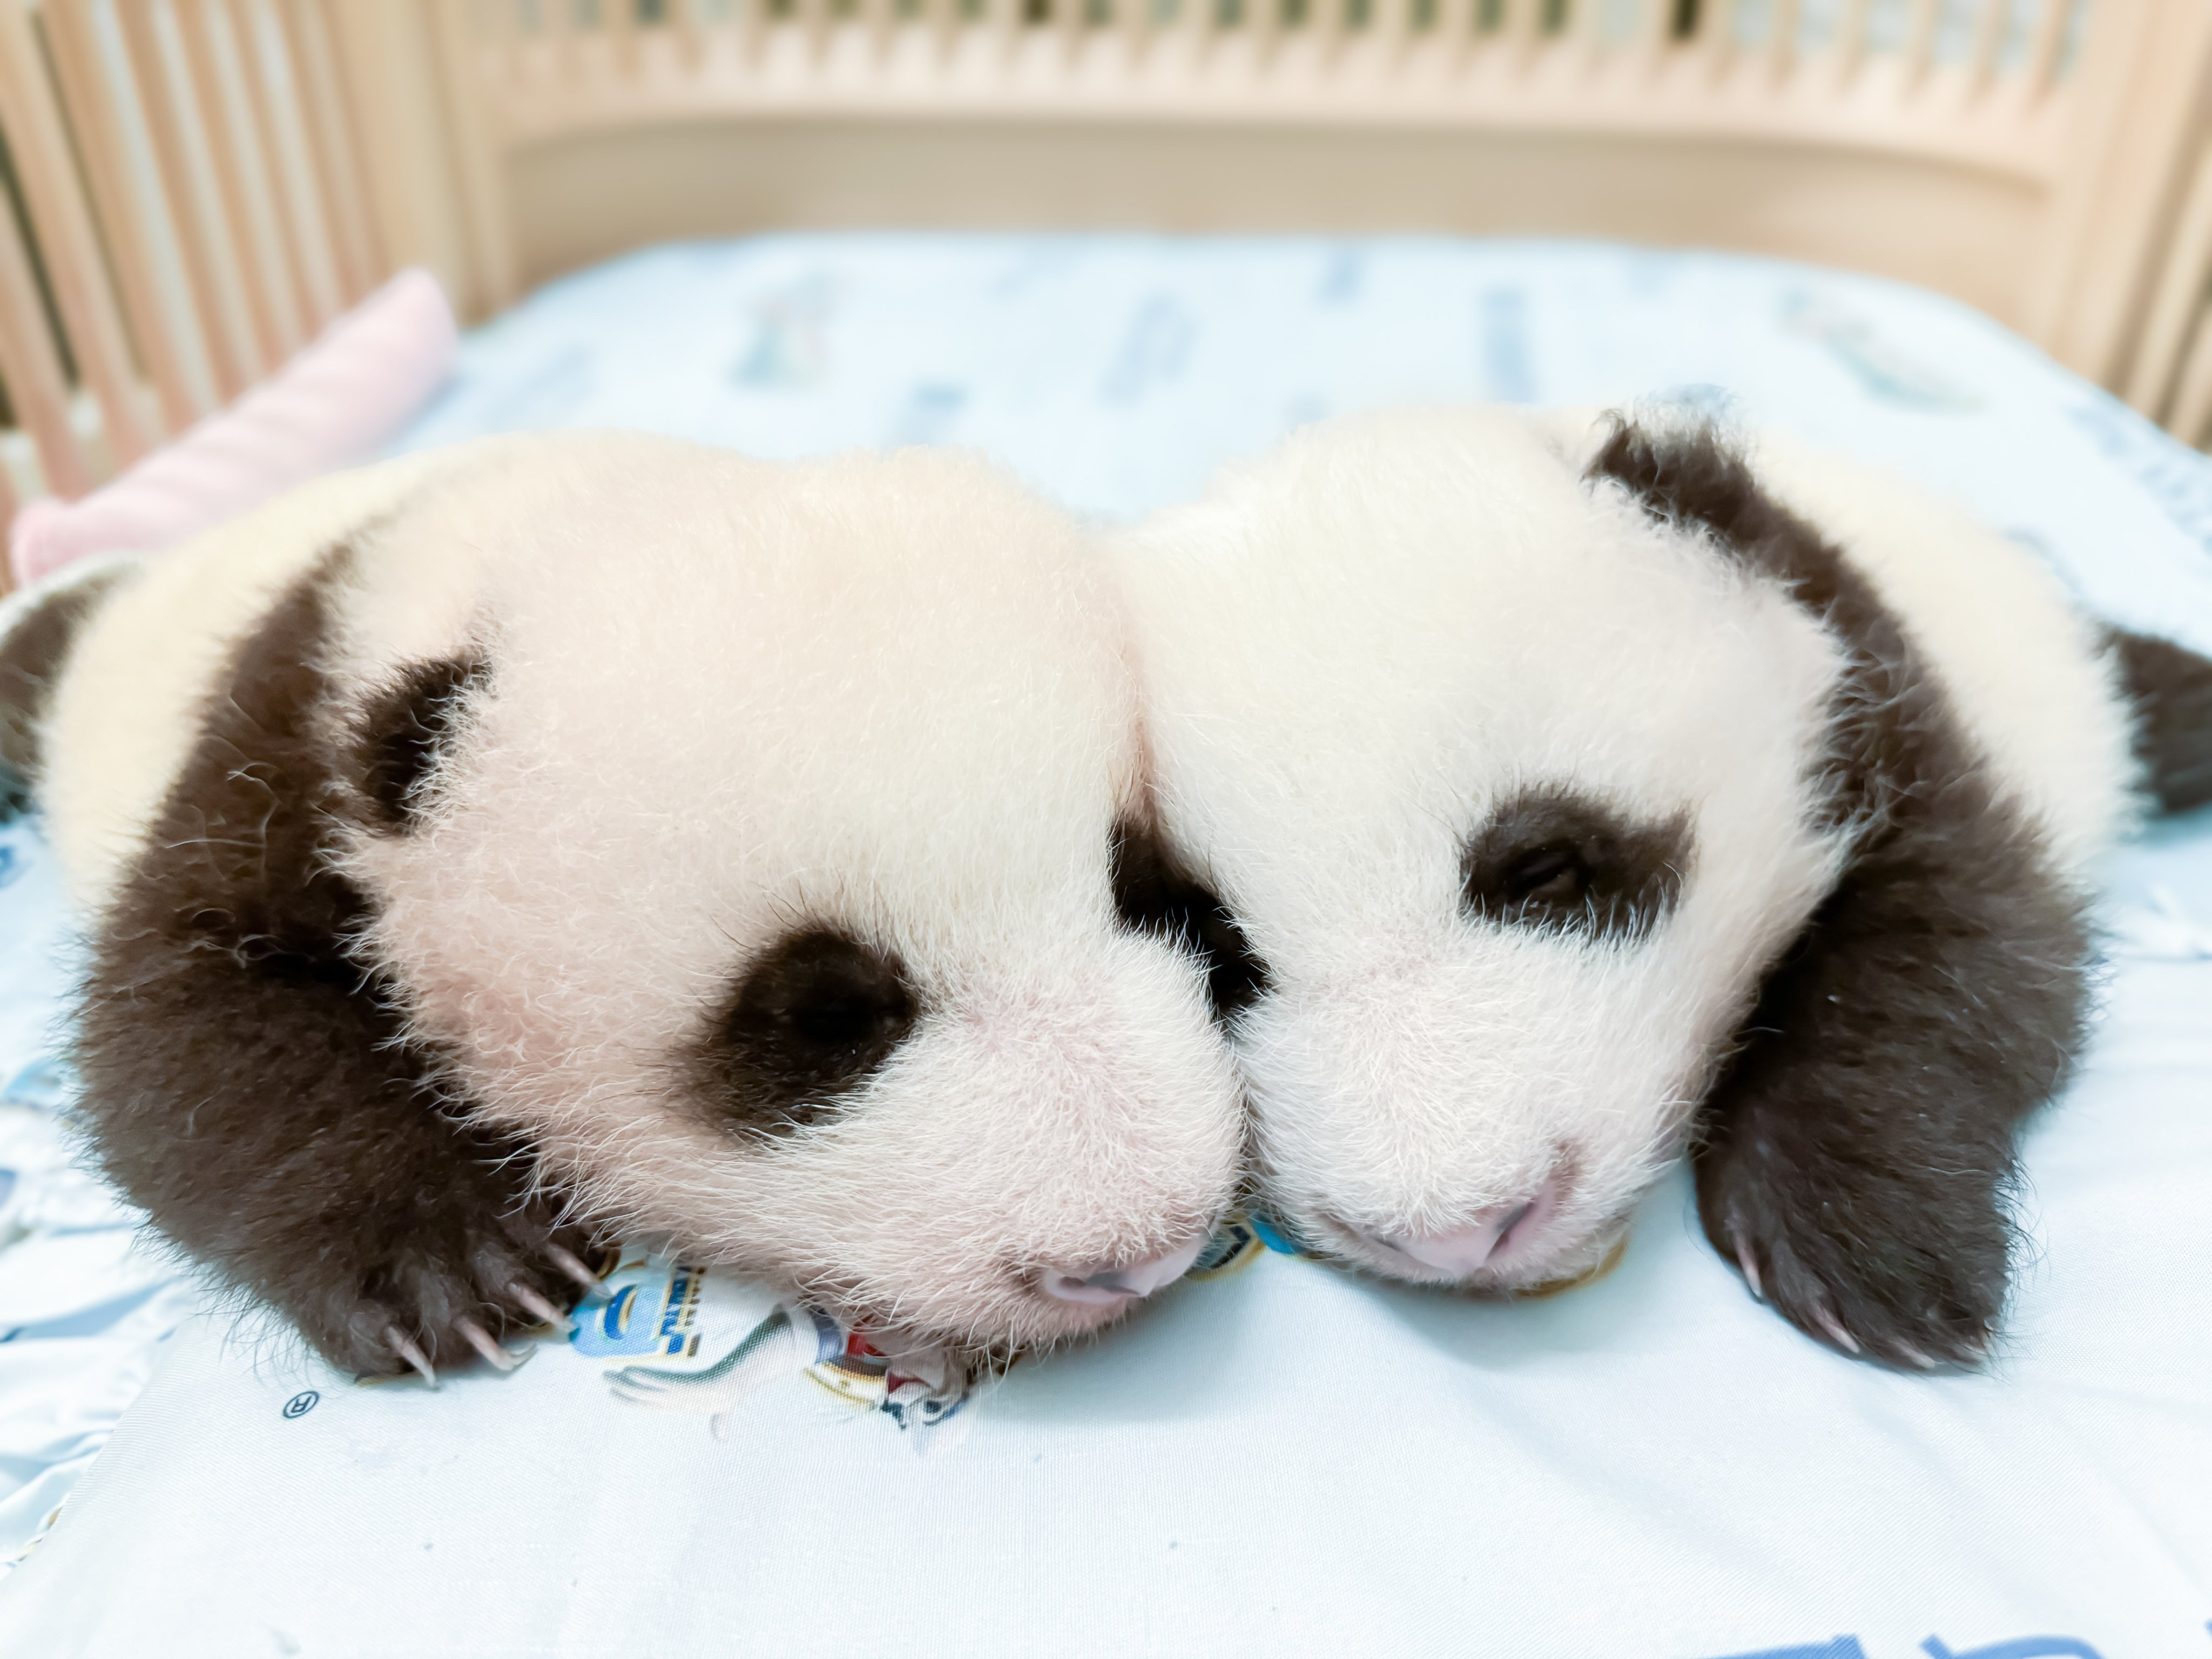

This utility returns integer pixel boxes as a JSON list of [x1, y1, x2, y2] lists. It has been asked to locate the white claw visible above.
[[456, 1317, 523, 1373], [1734, 1240, 1763, 1301], [547, 1245, 604, 1297], [388, 1326, 438, 1388], [1893, 1341, 1937, 1371], [1812, 1307, 1861, 1355], [511, 1285, 567, 1329]]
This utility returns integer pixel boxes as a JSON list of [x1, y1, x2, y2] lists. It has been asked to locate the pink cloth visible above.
[[7, 268, 459, 588]]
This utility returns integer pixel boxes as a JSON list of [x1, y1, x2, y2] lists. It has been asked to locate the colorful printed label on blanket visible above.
[[567, 1247, 981, 1441]]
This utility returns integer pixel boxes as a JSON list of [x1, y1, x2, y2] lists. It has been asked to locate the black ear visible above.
[[0, 567, 127, 821], [1110, 817, 1271, 1020], [1591, 417, 2094, 1370], [75, 551, 594, 1381], [2108, 626, 2212, 814]]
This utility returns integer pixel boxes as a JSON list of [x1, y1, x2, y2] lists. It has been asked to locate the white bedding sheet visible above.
[[2, 236, 2209, 1655]]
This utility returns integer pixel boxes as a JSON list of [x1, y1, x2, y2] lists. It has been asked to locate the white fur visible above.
[[1109, 404, 2139, 1290], [43, 433, 1244, 1351]]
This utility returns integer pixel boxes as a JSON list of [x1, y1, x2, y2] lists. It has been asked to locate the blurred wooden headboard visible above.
[[2, 0, 2210, 550]]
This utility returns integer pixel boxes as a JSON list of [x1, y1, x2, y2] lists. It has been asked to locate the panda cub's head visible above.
[[45, 433, 1244, 1369], [1109, 407, 1858, 1292]]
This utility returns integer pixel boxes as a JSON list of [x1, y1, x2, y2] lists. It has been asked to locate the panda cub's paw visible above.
[[283, 1203, 603, 1385], [1695, 1135, 2012, 1372]]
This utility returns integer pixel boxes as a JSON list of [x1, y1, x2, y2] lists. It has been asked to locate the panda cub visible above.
[[1109, 405, 2212, 1371], [0, 432, 1244, 1382]]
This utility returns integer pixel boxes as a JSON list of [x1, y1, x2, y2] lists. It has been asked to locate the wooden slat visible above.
[[39, 0, 203, 430], [2162, 296, 2212, 447], [0, 439, 21, 548], [2123, 129, 2212, 416], [1901, 0, 1940, 83], [1768, 0, 1799, 73], [224, 0, 332, 332], [1121, 0, 1154, 61], [116, 0, 256, 396], [2023, 0, 2071, 93], [0, 177, 94, 497], [1249, 0, 1280, 63], [175, 0, 299, 362], [606, 0, 640, 71], [0, 0, 156, 463], [1966, 0, 2008, 88], [278, 0, 382, 302], [1694, 0, 1736, 73], [798, 0, 833, 59], [1374, 0, 1413, 56], [425, 0, 520, 312], [544, 0, 581, 78], [670, 0, 707, 65], [1831, 0, 1872, 79]]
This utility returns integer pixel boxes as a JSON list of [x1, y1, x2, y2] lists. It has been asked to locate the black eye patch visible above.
[[703, 929, 919, 1135], [1461, 788, 1691, 941], [356, 655, 489, 831], [1109, 817, 1271, 1020]]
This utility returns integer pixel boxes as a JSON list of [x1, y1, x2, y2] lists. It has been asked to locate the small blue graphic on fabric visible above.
[[1780, 289, 1981, 413], [570, 1269, 699, 1357], [888, 381, 967, 445], [1316, 246, 1364, 305], [1101, 295, 1196, 403], [0, 843, 16, 889], [282, 1390, 319, 1419], [2069, 395, 2212, 558], [732, 275, 835, 388], [1478, 287, 1535, 403], [1244, 1208, 1308, 1257], [1708, 1637, 2108, 1659], [2, 1057, 75, 1112], [572, 1283, 653, 1356]]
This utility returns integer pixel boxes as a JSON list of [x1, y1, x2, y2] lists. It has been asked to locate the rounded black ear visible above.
[[1591, 416, 2095, 1370], [1110, 817, 1271, 1020], [2108, 625, 2212, 814], [75, 552, 592, 1382], [0, 565, 128, 821]]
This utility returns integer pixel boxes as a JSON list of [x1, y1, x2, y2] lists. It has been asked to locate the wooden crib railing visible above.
[[2, 0, 2210, 572]]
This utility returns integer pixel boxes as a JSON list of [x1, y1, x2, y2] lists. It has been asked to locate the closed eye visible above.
[[1463, 789, 1690, 941], [700, 928, 919, 1135], [1498, 842, 1589, 908]]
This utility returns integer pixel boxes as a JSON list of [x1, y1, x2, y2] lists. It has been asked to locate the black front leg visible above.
[[71, 555, 595, 1381]]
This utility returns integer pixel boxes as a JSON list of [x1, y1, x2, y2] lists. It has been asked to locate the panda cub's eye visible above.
[[1462, 788, 1690, 941], [704, 929, 918, 1135], [1498, 842, 1589, 907]]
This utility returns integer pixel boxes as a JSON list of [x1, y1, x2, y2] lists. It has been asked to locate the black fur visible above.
[[1461, 787, 1691, 941], [0, 568, 125, 820], [355, 654, 489, 830], [2108, 626, 2212, 814], [1111, 816, 1271, 1019], [1589, 417, 2092, 1370], [700, 929, 919, 1134], [74, 552, 591, 1379]]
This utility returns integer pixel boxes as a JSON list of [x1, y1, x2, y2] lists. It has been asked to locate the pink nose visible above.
[[1378, 1181, 1561, 1277], [1038, 1237, 1207, 1307]]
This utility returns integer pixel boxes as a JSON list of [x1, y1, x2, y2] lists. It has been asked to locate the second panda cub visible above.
[[1109, 405, 2212, 1370], [2, 433, 1246, 1382]]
